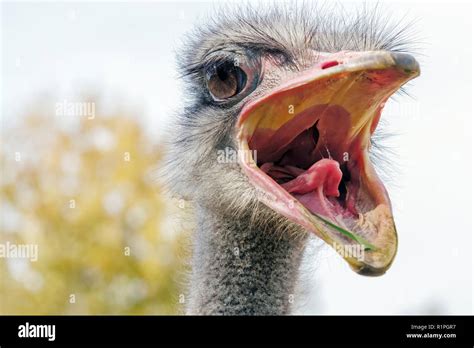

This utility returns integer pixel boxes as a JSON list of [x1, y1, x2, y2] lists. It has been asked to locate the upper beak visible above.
[[237, 51, 420, 276]]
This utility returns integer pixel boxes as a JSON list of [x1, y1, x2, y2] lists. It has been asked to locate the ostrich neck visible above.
[[186, 205, 307, 315]]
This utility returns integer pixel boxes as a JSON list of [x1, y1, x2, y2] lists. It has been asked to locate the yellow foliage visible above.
[[0, 103, 186, 314]]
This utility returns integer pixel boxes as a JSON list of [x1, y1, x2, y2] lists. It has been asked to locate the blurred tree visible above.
[[0, 101, 186, 314]]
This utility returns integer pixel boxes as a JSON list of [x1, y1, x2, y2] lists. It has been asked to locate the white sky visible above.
[[1, 0, 473, 314]]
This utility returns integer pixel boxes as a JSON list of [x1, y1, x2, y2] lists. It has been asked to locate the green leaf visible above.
[[314, 214, 377, 251]]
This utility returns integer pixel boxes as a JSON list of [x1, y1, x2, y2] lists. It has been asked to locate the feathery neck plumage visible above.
[[186, 204, 307, 315]]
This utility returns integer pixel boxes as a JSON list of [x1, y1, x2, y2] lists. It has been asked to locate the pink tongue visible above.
[[261, 158, 343, 218], [281, 159, 342, 197], [280, 159, 343, 219]]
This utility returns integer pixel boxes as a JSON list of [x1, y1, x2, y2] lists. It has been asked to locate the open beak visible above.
[[236, 51, 420, 276]]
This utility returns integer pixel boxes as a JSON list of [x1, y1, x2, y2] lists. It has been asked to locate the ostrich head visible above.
[[165, 4, 420, 314]]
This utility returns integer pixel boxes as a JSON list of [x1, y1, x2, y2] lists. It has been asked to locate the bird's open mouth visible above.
[[237, 51, 420, 275]]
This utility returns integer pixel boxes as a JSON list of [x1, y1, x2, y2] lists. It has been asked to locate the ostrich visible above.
[[164, 4, 420, 315]]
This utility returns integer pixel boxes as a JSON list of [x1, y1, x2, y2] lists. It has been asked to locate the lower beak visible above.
[[237, 51, 420, 275]]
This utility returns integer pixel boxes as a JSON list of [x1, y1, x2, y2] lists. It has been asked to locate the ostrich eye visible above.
[[206, 62, 248, 101]]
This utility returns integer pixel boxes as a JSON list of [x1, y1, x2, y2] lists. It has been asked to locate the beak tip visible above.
[[390, 52, 420, 75], [350, 261, 391, 277]]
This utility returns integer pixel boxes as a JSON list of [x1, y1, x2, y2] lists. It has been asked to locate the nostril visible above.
[[321, 60, 340, 69]]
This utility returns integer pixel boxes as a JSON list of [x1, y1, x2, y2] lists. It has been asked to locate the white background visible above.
[[2, 0, 472, 314]]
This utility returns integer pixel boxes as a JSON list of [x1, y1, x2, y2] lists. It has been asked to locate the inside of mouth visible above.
[[248, 104, 376, 241]]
